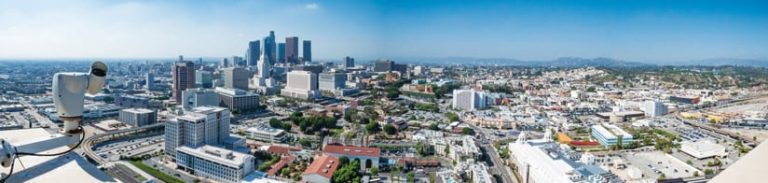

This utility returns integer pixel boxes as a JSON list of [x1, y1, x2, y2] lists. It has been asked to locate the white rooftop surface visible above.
[[122, 108, 153, 113], [710, 140, 768, 183], [246, 126, 285, 136], [0, 128, 115, 183], [592, 125, 617, 139], [680, 140, 726, 159], [177, 145, 252, 168], [508, 139, 577, 183]]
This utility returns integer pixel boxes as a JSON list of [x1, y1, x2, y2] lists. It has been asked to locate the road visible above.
[[472, 125, 518, 183]]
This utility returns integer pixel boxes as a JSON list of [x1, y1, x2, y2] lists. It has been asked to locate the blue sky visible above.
[[0, 0, 767, 62]]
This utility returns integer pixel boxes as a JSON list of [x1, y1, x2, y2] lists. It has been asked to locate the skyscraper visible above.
[[220, 58, 230, 68], [145, 73, 155, 90], [223, 67, 249, 90], [344, 56, 354, 68], [277, 43, 285, 64], [195, 70, 213, 88], [302, 40, 312, 62], [285, 37, 299, 64], [452, 89, 488, 111], [263, 31, 277, 65], [172, 61, 196, 102], [232, 56, 244, 67], [246, 40, 261, 66]]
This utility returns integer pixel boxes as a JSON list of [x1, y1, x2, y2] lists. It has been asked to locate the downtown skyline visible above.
[[0, 0, 767, 63]]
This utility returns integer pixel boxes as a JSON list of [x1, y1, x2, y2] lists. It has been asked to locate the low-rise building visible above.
[[322, 145, 380, 170], [680, 140, 727, 159], [591, 123, 635, 147], [118, 108, 156, 127], [176, 145, 255, 183], [216, 87, 260, 112], [245, 125, 288, 143], [302, 155, 339, 183]]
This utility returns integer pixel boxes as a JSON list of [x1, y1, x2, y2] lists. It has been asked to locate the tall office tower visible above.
[[374, 60, 394, 72], [145, 73, 155, 90], [232, 56, 244, 67], [263, 31, 277, 65], [164, 106, 231, 159], [452, 89, 488, 111], [173, 61, 196, 102], [179, 55, 184, 62], [246, 40, 261, 66], [196, 57, 203, 66], [280, 70, 318, 100], [344, 56, 355, 68], [302, 40, 312, 62], [195, 70, 213, 88], [220, 58, 230, 68], [257, 52, 271, 79], [277, 43, 286, 64], [222, 67, 249, 90], [285, 37, 299, 64], [643, 100, 667, 117]]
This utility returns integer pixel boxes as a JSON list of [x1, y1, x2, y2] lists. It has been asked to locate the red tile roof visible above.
[[322, 145, 381, 157], [266, 145, 301, 155], [303, 155, 340, 179], [266, 156, 297, 176]]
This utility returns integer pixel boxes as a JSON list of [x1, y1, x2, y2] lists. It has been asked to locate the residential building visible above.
[[118, 108, 156, 127], [452, 89, 488, 111], [172, 61, 196, 102], [176, 145, 255, 183]]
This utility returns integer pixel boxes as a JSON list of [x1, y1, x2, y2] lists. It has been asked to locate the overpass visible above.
[[82, 123, 164, 165]]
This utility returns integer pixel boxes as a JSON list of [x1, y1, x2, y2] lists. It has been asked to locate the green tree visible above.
[[462, 127, 475, 136], [445, 112, 460, 122], [407, 171, 415, 183], [384, 124, 397, 135], [370, 167, 379, 177], [429, 123, 440, 131], [366, 122, 381, 134]]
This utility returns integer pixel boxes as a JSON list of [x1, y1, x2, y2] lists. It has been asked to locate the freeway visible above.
[[81, 123, 164, 165]]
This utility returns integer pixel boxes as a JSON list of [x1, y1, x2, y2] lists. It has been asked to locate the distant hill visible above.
[[394, 57, 652, 67], [670, 58, 768, 67]]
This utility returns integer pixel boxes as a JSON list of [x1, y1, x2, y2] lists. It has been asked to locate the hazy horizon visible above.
[[1, 0, 767, 61]]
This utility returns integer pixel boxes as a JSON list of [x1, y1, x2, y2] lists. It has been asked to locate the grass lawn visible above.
[[129, 160, 185, 183]]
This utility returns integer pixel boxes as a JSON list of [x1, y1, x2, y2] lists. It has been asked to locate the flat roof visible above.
[[177, 145, 253, 168], [0, 128, 115, 183], [710, 140, 768, 183], [122, 108, 153, 113], [323, 145, 381, 157]]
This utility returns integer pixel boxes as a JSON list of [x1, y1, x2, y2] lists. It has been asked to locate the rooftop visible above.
[[177, 145, 253, 168], [0, 128, 115, 182], [322, 145, 381, 157], [303, 155, 339, 179]]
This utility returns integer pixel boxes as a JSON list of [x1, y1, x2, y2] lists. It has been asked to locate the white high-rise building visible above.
[[280, 70, 318, 100], [452, 89, 488, 111], [165, 106, 231, 160], [643, 100, 667, 117]]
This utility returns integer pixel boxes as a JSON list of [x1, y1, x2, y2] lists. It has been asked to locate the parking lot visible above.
[[94, 136, 164, 160]]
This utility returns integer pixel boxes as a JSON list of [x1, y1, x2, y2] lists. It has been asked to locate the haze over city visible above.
[[1, 0, 767, 62]]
